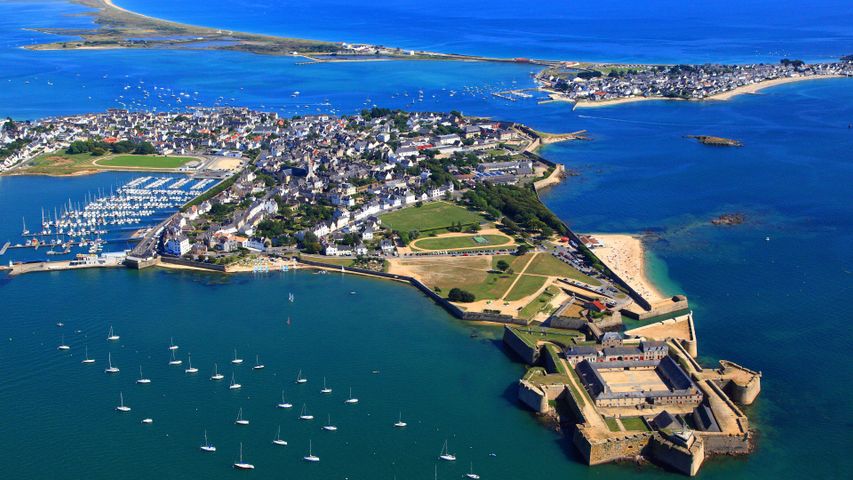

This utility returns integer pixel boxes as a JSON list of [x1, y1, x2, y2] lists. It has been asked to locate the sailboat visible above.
[[323, 414, 337, 431], [185, 353, 198, 374], [136, 365, 151, 384], [210, 363, 224, 381], [273, 426, 287, 446], [303, 440, 320, 462], [22, 217, 29, 235], [231, 348, 243, 365], [295, 369, 307, 384], [235, 407, 249, 425], [233, 442, 255, 470], [439, 440, 456, 461], [81, 345, 95, 364], [57, 334, 70, 351], [277, 390, 293, 409], [320, 377, 332, 394], [229, 372, 241, 390], [200, 430, 216, 452], [253, 355, 265, 370], [168, 350, 182, 366], [169, 337, 179, 351], [107, 326, 120, 341], [288, 292, 295, 303], [344, 387, 359, 404], [104, 353, 120, 373], [115, 392, 131, 412], [141, 418, 153, 424], [465, 462, 481, 479], [394, 412, 407, 428], [298, 404, 314, 420]]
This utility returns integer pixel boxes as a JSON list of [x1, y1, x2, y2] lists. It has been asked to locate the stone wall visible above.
[[573, 428, 652, 465], [502, 326, 540, 364], [649, 433, 705, 476], [697, 432, 751, 455]]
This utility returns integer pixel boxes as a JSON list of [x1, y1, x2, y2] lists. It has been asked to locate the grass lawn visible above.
[[380, 201, 484, 233], [519, 286, 559, 320], [509, 326, 583, 349], [504, 274, 547, 301], [620, 417, 650, 432], [459, 272, 517, 300], [300, 254, 353, 268], [604, 417, 621, 432], [97, 155, 196, 169], [492, 254, 529, 272], [411, 233, 510, 251], [23, 151, 102, 175], [525, 253, 601, 286]]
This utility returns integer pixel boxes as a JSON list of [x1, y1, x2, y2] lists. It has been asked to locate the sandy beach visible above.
[[706, 74, 844, 100], [588, 233, 664, 302]]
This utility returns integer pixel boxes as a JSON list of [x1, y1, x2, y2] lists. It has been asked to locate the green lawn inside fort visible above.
[[620, 417, 651, 431], [519, 285, 560, 320], [504, 274, 548, 301], [410, 233, 511, 251], [96, 154, 196, 169], [380, 201, 485, 233], [525, 252, 602, 286]]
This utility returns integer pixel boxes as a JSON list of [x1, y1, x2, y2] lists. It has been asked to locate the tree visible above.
[[496, 260, 510, 272], [300, 232, 322, 254], [448, 288, 475, 302], [515, 244, 530, 256]]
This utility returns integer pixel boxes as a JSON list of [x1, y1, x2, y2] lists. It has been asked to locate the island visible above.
[[686, 135, 743, 147], [0, 106, 762, 475]]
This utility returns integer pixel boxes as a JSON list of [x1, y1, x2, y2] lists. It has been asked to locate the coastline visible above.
[[586, 233, 665, 302]]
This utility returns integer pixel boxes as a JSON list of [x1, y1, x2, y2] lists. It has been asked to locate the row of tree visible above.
[[66, 139, 156, 156], [463, 184, 567, 236]]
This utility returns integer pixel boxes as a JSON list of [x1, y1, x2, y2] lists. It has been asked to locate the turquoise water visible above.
[[1, 0, 852, 478]]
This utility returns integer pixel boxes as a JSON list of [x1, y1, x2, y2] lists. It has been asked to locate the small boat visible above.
[[168, 350, 182, 366], [323, 414, 337, 431], [231, 349, 243, 365], [233, 442, 254, 470], [344, 387, 359, 404], [115, 392, 131, 412], [295, 369, 307, 384], [107, 326, 120, 342], [200, 430, 216, 452], [81, 345, 95, 364], [277, 390, 293, 409], [57, 334, 70, 351], [56, 322, 64, 327], [141, 418, 153, 424], [210, 363, 224, 381], [185, 353, 198, 374], [303, 440, 320, 462], [439, 440, 456, 461], [104, 353, 120, 374], [465, 462, 480, 479], [273, 425, 287, 446], [320, 377, 332, 394], [394, 412, 407, 428], [253, 355, 265, 370], [169, 337, 178, 351], [229, 372, 241, 390], [235, 407, 249, 425], [298, 404, 313, 420], [136, 365, 151, 384]]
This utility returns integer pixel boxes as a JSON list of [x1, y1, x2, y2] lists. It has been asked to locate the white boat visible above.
[[168, 350, 182, 366], [185, 353, 198, 374], [465, 462, 480, 479], [115, 392, 131, 412], [320, 377, 332, 394], [298, 404, 314, 420], [229, 372, 241, 390], [394, 412, 407, 428], [303, 440, 320, 462], [141, 418, 153, 424], [81, 345, 95, 364], [210, 363, 224, 381], [439, 440, 456, 461], [57, 334, 70, 351], [107, 326, 120, 342], [277, 390, 293, 409], [273, 425, 287, 446], [235, 407, 249, 425], [233, 443, 255, 470], [323, 414, 337, 431], [168, 337, 178, 351], [231, 349, 243, 365], [253, 355, 265, 370], [200, 430, 216, 452], [344, 387, 359, 404], [56, 322, 64, 327], [104, 353, 120, 374], [295, 369, 307, 384], [136, 365, 151, 384]]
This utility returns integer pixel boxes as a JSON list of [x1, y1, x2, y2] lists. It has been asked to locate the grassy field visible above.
[[604, 417, 621, 432], [411, 233, 511, 251], [620, 417, 650, 432], [97, 155, 196, 169], [381, 201, 484, 233], [504, 275, 547, 301], [519, 286, 560, 320], [525, 253, 601, 285]]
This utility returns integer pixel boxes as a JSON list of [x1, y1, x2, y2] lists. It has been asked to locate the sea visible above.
[[0, 0, 851, 478]]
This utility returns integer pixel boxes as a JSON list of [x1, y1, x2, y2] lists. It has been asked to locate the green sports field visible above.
[[380, 201, 484, 233], [411, 234, 511, 251], [97, 155, 196, 169]]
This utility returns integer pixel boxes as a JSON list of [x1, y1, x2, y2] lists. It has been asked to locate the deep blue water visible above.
[[0, 0, 852, 478]]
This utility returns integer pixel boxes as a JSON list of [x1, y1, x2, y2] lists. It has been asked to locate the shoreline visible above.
[[586, 233, 665, 302]]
